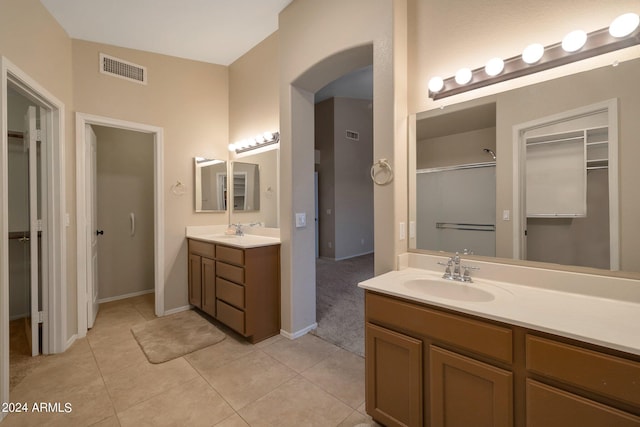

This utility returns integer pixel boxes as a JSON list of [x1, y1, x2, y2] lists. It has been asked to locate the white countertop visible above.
[[359, 267, 640, 356], [186, 232, 281, 249]]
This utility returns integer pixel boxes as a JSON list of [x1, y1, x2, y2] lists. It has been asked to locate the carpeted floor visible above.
[[9, 318, 44, 391], [314, 253, 374, 356]]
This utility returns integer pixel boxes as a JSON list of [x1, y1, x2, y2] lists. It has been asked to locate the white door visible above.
[[25, 106, 40, 356], [86, 125, 99, 327]]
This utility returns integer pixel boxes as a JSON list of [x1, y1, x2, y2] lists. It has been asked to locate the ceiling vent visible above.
[[99, 53, 147, 85], [346, 130, 360, 141]]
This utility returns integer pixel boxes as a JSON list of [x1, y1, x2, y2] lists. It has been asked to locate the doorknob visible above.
[[96, 230, 104, 236]]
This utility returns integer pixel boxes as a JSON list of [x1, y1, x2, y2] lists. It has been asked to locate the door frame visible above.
[[75, 113, 165, 337], [512, 99, 619, 269], [1, 56, 67, 417]]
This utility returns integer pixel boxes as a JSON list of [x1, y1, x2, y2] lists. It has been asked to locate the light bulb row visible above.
[[228, 131, 279, 152], [428, 12, 639, 95]]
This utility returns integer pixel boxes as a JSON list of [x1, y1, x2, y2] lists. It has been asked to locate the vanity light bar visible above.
[[229, 131, 280, 154], [428, 18, 640, 100]]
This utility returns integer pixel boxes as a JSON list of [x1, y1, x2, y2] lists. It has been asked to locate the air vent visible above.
[[346, 130, 359, 141], [100, 53, 147, 85]]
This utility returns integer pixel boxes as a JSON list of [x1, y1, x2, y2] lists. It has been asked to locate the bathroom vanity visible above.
[[360, 255, 640, 427], [187, 233, 280, 343]]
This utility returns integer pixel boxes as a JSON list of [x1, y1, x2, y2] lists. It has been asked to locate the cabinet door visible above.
[[366, 323, 423, 427], [188, 254, 202, 308], [430, 345, 513, 427], [526, 380, 640, 427], [201, 257, 216, 316]]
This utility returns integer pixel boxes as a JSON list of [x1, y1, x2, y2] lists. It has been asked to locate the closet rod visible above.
[[526, 135, 583, 147]]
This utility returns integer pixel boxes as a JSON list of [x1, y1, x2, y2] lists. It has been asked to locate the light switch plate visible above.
[[295, 212, 306, 228]]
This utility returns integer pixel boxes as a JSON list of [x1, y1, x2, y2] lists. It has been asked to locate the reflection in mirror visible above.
[[411, 57, 640, 275], [194, 157, 227, 212], [415, 103, 496, 257], [230, 148, 279, 227], [231, 162, 260, 212]]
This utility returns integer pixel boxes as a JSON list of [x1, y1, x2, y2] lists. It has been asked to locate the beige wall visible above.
[[408, 0, 640, 113], [0, 0, 76, 339], [278, 0, 407, 334], [72, 40, 230, 311], [417, 127, 496, 169], [229, 32, 279, 144]]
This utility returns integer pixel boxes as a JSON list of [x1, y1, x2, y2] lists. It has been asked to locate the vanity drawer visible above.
[[216, 261, 244, 284], [217, 300, 245, 335], [216, 277, 245, 309], [526, 335, 640, 407], [366, 291, 512, 364], [189, 240, 215, 258], [526, 379, 640, 427], [216, 245, 244, 266]]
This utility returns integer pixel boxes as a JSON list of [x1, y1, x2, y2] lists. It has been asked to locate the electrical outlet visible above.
[[399, 222, 406, 240]]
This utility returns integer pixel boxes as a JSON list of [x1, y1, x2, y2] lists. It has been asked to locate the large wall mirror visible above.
[[409, 56, 640, 276], [230, 148, 279, 227], [194, 157, 227, 212]]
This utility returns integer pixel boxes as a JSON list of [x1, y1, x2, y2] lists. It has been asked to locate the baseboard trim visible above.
[[280, 322, 318, 340], [65, 333, 77, 352], [97, 289, 154, 304], [163, 305, 191, 316], [323, 251, 374, 262]]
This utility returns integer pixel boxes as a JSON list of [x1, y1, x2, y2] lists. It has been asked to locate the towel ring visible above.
[[171, 180, 186, 196], [370, 158, 394, 185]]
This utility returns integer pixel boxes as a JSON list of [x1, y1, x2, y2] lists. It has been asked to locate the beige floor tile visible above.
[[90, 415, 122, 426], [202, 350, 296, 410], [338, 410, 382, 427], [89, 330, 148, 375], [185, 334, 257, 373], [103, 357, 199, 412], [254, 333, 284, 348], [3, 376, 115, 427], [117, 376, 234, 427], [10, 343, 102, 402], [261, 333, 340, 372], [214, 413, 250, 426], [301, 348, 365, 409], [238, 376, 353, 426]]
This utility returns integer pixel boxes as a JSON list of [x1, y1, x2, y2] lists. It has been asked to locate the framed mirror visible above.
[[194, 157, 227, 212], [409, 57, 640, 276]]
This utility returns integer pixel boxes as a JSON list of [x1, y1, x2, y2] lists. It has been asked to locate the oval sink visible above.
[[404, 279, 495, 302]]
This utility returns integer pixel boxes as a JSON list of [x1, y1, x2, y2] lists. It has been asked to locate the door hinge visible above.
[[37, 311, 45, 324], [36, 129, 42, 142], [37, 219, 43, 232]]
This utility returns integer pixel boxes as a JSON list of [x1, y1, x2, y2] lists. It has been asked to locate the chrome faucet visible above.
[[229, 223, 244, 236], [438, 252, 479, 282]]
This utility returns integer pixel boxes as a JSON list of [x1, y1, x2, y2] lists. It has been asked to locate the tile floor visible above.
[[4, 294, 380, 426]]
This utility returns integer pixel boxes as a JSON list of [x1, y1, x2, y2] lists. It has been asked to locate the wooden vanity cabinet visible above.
[[365, 290, 640, 427], [365, 291, 513, 427], [187, 239, 280, 343], [187, 240, 216, 316]]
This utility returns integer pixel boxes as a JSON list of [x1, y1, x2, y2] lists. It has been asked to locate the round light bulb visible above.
[[228, 143, 236, 151], [428, 76, 444, 93], [562, 30, 587, 52], [522, 43, 544, 64], [454, 68, 473, 85], [484, 57, 504, 76], [609, 13, 640, 38]]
